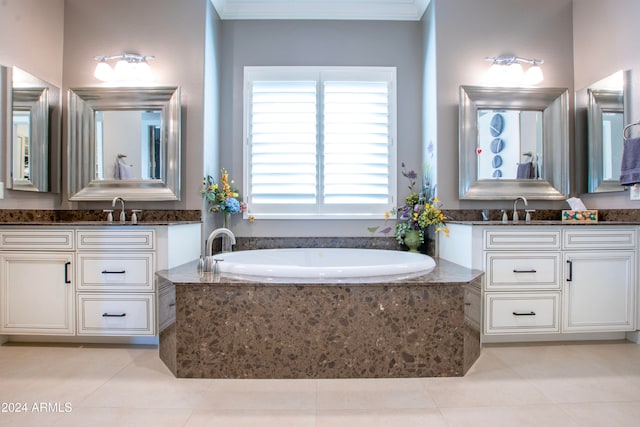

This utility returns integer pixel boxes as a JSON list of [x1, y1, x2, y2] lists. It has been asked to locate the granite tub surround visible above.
[[0, 209, 201, 224], [235, 236, 437, 257], [156, 258, 482, 379]]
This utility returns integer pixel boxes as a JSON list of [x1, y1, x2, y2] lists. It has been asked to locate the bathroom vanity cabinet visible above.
[[439, 224, 637, 342], [0, 229, 75, 334], [0, 224, 200, 342]]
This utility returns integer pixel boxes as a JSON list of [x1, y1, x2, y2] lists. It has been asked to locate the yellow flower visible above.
[[433, 197, 440, 203], [384, 211, 390, 220], [248, 216, 255, 223]]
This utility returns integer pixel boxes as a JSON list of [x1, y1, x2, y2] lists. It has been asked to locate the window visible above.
[[244, 66, 397, 219]]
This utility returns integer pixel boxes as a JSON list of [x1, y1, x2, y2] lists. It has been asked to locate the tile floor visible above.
[[0, 341, 639, 426]]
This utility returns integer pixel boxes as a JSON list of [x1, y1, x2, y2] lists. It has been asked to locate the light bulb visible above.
[[114, 58, 132, 81], [505, 62, 524, 84], [133, 60, 153, 81], [525, 65, 544, 85], [94, 61, 114, 81], [486, 63, 502, 84]]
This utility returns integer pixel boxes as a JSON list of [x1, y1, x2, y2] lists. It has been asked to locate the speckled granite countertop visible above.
[[0, 220, 200, 226], [156, 257, 483, 287], [0, 209, 201, 225], [447, 220, 640, 226]]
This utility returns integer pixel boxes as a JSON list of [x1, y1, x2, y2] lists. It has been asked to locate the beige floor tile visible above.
[[559, 401, 640, 427], [317, 408, 449, 427], [51, 407, 193, 427], [79, 351, 212, 409], [420, 349, 551, 408], [198, 379, 317, 410], [0, 346, 146, 405], [185, 409, 316, 427], [317, 377, 436, 410], [485, 342, 640, 403], [440, 404, 581, 427]]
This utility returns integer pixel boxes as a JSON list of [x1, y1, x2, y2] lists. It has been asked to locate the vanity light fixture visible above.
[[93, 53, 155, 82], [485, 55, 544, 86]]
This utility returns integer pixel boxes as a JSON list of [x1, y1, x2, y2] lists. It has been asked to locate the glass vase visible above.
[[223, 212, 230, 229]]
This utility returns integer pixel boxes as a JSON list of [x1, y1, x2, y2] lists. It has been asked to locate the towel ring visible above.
[[623, 122, 640, 140]]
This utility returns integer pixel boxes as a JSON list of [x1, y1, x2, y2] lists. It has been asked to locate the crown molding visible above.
[[211, 0, 431, 21]]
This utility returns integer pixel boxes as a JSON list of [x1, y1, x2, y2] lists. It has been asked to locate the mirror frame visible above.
[[11, 87, 48, 192], [459, 85, 569, 200], [1, 65, 60, 193], [587, 88, 625, 193], [67, 86, 181, 201]]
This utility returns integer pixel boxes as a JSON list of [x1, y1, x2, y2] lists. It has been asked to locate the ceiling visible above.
[[211, 0, 431, 21]]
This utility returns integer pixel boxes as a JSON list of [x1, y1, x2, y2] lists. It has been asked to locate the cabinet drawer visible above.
[[77, 294, 155, 336], [485, 252, 560, 291], [0, 229, 74, 250], [485, 292, 560, 335], [563, 229, 636, 249], [158, 283, 176, 333], [485, 230, 560, 250], [77, 230, 154, 250], [77, 252, 154, 291]]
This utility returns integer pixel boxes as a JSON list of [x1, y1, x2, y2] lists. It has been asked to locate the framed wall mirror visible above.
[[67, 86, 181, 201], [459, 85, 569, 200], [4, 66, 61, 193], [584, 70, 630, 193]]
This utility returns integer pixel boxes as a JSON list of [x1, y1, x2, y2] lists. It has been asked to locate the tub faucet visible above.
[[205, 228, 236, 256], [512, 196, 528, 222], [112, 197, 126, 223]]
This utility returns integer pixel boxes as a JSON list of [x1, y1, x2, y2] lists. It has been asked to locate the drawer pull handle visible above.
[[169, 303, 176, 307], [102, 313, 127, 318], [512, 311, 536, 316], [513, 269, 537, 273], [566, 259, 573, 282], [64, 262, 71, 284], [101, 270, 126, 274]]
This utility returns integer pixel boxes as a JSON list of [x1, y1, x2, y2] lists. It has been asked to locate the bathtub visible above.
[[214, 248, 436, 283]]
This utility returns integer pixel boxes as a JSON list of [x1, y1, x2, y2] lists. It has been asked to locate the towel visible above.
[[619, 137, 640, 186], [114, 157, 133, 180], [516, 161, 535, 179]]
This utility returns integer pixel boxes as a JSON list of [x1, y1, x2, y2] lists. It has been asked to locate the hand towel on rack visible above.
[[619, 137, 640, 186], [516, 161, 535, 179], [114, 156, 133, 180]]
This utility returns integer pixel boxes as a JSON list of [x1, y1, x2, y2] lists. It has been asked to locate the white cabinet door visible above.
[[0, 252, 75, 335], [563, 251, 636, 332]]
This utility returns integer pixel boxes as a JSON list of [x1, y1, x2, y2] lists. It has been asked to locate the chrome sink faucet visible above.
[[512, 196, 528, 222], [112, 196, 126, 223], [205, 228, 236, 256]]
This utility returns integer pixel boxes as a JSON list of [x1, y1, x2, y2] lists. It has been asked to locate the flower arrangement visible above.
[[392, 163, 448, 245], [201, 168, 247, 227]]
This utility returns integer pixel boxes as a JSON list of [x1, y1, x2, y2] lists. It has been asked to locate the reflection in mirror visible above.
[[68, 86, 180, 201], [585, 70, 630, 193], [12, 110, 31, 182], [459, 85, 569, 200], [95, 110, 162, 180], [7, 66, 61, 193], [477, 109, 542, 180]]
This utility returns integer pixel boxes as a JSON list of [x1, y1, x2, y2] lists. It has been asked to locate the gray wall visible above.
[[573, 0, 640, 208], [431, 0, 575, 210], [0, 0, 64, 209], [62, 0, 208, 211], [220, 20, 423, 237]]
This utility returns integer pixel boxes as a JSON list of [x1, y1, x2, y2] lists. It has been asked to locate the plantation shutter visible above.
[[244, 67, 396, 218], [323, 80, 391, 204], [249, 80, 318, 204]]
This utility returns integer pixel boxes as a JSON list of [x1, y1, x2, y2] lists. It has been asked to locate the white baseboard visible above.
[[626, 331, 640, 344]]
